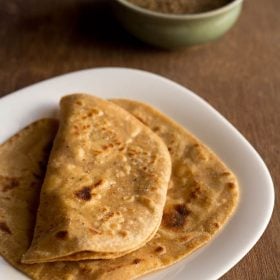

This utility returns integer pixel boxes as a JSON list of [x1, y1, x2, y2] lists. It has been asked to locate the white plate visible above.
[[0, 68, 274, 280]]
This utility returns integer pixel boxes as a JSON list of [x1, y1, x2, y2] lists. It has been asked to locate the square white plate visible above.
[[0, 68, 274, 280]]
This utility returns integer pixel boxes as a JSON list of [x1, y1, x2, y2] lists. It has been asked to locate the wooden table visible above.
[[0, 0, 279, 279]]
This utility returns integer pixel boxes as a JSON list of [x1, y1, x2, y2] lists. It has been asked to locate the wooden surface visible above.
[[0, 0, 279, 279]]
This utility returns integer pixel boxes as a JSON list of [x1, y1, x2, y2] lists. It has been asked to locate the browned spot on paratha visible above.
[[93, 179, 103, 188], [119, 230, 128, 237], [227, 182, 235, 189], [89, 227, 102, 235], [152, 126, 161, 132], [213, 222, 220, 229], [0, 222, 12, 234], [80, 267, 92, 275], [100, 212, 115, 223], [163, 204, 190, 229], [75, 179, 103, 201], [55, 231, 68, 239], [0, 176, 20, 192], [190, 185, 202, 199], [132, 258, 142, 264], [155, 245, 166, 255], [174, 204, 189, 216], [75, 187, 92, 201]]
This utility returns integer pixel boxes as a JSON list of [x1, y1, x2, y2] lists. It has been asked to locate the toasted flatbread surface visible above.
[[0, 119, 59, 277], [22, 94, 171, 263], [0, 99, 238, 280]]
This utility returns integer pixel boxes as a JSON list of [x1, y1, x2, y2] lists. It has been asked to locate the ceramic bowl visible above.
[[113, 0, 244, 48]]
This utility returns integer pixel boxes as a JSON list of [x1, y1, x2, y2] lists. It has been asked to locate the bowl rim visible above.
[[115, 0, 243, 19]]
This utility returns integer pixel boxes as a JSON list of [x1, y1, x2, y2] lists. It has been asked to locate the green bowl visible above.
[[113, 0, 243, 48]]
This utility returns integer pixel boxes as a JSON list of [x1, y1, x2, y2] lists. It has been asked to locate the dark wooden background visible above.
[[0, 0, 279, 279]]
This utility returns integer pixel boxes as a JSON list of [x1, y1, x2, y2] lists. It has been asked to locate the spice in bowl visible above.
[[126, 0, 234, 14]]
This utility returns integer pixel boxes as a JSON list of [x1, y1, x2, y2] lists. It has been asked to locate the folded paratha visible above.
[[0, 100, 239, 280], [22, 94, 171, 263]]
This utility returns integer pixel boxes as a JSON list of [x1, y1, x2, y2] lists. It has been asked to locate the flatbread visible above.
[[22, 94, 171, 263], [0, 119, 59, 276], [0, 100, 239, 280]]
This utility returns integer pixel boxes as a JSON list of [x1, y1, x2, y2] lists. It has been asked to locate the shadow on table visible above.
[[6, 0, 160, 53], [74, 0, 152, 50]]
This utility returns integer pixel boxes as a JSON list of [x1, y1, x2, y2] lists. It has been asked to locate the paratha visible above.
[[22, 94, 171, 263], [0, 99, 239, 280], [0, 119, 59, 277]]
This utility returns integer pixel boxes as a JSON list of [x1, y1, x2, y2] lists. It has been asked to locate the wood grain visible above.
[[0, 0, 279, 279]]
